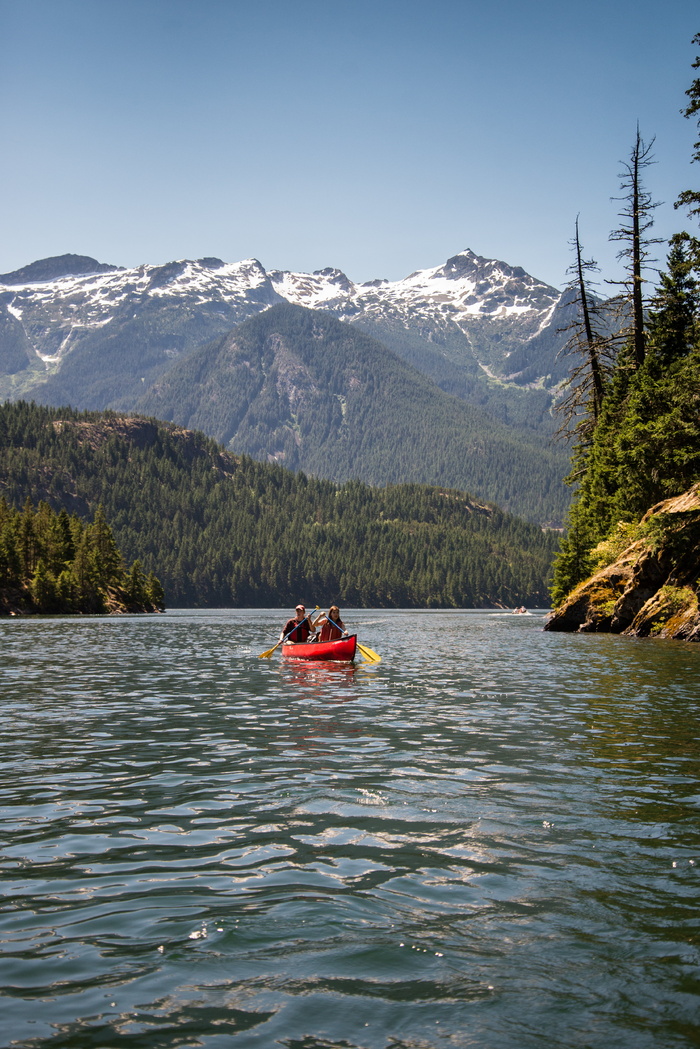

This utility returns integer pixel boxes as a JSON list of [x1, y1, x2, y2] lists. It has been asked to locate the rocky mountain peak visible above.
[[0, 246, 572, 411], [0, 254, 122, 286], [312, 267, 354, 292]]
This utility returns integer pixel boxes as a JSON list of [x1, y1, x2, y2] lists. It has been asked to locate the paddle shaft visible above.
[[259, 607, 318, 658], [314, 609, 347, 640]]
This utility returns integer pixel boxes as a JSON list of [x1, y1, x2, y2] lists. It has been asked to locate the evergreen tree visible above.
[[70, 530, 103, 612], [646, 234, 700, 364], [89, 504, 125, 588], [31, 558, 58, 612], [125, 560, 147, 607], [18, 498, 37, 578], [0, 494, 164, 616], [146, 571, 166, 611], [676, 32, 700, 227]]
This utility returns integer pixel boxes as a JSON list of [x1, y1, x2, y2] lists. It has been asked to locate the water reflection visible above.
[[279, 658, 359, 691]]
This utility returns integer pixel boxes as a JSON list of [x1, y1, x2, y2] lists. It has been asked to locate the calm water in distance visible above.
[[1, 608, 699, 1049]]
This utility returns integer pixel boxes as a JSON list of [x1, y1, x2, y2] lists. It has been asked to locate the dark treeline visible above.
[[0, 401, 558, 608], [0, 498, 165, 615], [551, 35, 700, 606]]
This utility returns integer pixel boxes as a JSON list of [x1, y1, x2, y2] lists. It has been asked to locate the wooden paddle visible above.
[[259, 606, 319, 658]]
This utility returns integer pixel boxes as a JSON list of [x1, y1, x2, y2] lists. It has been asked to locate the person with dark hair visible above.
[[314, 605, 346, 642]]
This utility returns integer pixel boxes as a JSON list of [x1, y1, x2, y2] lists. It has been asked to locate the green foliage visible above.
[[656, 584, 697, 615], [646, 235, 700, 362], [125, 560, 147, 607], [676, 32, 700, 223], [588, 521, 641, 573], [551, 234, 700, 605], [0, 491, 164, 615], [0, 401, 558, 608]]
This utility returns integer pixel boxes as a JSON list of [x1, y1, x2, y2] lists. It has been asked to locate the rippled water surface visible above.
[[1, 609, 699, 1049]]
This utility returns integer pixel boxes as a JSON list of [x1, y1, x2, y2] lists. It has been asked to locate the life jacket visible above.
[[319, 618, 344, 642]]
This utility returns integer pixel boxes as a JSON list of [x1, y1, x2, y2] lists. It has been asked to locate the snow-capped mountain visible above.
[[0, 255, 279, 366], [0, 248, 569, 415], [270, 250, 559, 336]]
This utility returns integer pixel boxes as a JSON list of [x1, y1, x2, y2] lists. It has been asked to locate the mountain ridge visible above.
[[0, 247, 572, 522], [0, 253, 122, 285], [0, 247, 569, 398]]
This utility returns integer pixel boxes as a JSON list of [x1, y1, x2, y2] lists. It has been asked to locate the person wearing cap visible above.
[[280, 604, 314, 643]]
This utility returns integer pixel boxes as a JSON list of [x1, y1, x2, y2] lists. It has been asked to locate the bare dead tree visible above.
[[554, 217, 613, 445], [608, 125, 662, 369]]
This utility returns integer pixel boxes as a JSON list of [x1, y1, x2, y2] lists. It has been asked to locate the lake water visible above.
[[1, 608, 699, 1049]]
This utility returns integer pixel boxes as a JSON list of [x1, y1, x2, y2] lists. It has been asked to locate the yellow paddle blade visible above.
[[358, 643, 381, 663]]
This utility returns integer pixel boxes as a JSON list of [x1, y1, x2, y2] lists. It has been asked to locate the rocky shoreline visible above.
[[545, 484, 700, 641]]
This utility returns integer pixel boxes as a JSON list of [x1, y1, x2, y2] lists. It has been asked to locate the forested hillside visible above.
[[549, 37, 700, 632], [137, 303, 569, 525], [0, 401, 558, 608], [352, 313, 564, 433]]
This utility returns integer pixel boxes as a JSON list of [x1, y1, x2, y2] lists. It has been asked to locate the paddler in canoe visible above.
[[280, 603, 315, 643], [311, 608, 382, 662], [258, 604, 381, 662], [312, 605, 347, 642], [277, 602, 355, 661]]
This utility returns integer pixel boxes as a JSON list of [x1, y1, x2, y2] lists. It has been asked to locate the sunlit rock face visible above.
[[546, 484, 700, 641]]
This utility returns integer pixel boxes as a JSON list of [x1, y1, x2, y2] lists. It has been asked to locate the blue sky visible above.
[[1, 0, 698, 288]]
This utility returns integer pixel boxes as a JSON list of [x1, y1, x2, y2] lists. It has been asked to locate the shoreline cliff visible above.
[[545, 484, 700, 641]]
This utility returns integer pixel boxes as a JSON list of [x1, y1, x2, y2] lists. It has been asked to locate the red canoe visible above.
[[282, 633, 357, 662]]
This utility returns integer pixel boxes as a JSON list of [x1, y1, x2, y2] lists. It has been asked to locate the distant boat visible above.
[[282, 633, 357, 662]]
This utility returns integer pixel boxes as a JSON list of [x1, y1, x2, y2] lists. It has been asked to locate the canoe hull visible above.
[[282, 634, 357, 662]]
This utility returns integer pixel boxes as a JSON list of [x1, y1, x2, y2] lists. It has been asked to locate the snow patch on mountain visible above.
[[269, 248, 560, 337]]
